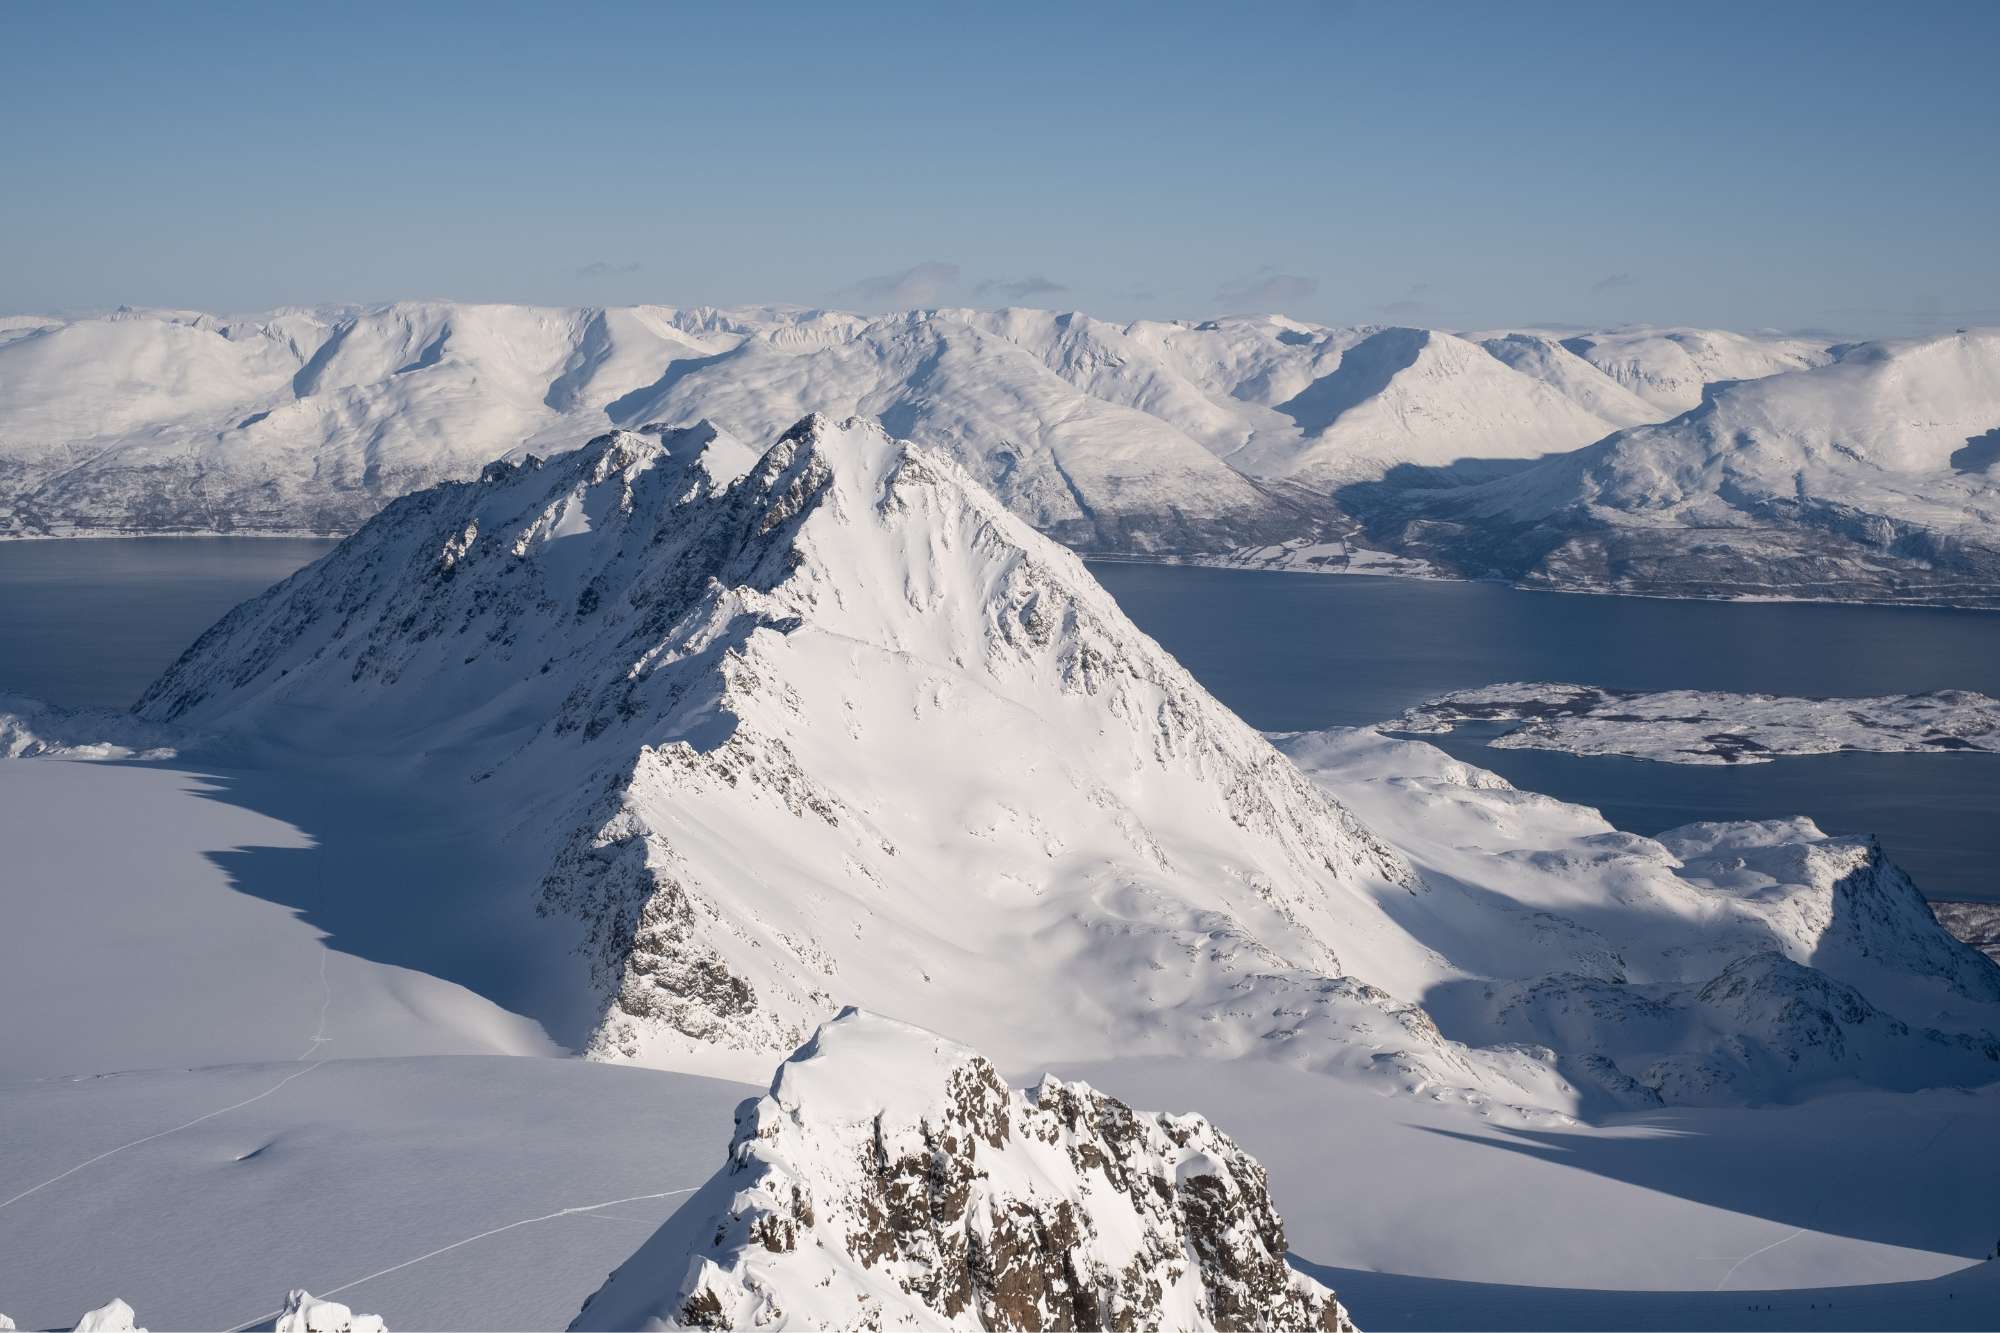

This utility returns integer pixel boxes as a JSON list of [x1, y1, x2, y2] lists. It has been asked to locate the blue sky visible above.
[[4, 0, 1996, 334]]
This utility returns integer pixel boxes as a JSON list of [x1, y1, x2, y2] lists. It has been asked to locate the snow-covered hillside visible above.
[[1284, 730, 2000, 1108], [0, 303, 1313, 551], [22, 300, 2000, 606], [1359, 329, 2000, 605], [130, 412, 1534, 1095], [120, 413, 2000, 1110], [1225, 327, 1632, 485], [0, 303, 1826, 562], [574, 1009, 1354, 1333], [1549, 326, 1834, 416]]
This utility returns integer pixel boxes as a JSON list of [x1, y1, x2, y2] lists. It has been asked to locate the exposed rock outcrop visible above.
[[574, 1009, 1355, 1332]]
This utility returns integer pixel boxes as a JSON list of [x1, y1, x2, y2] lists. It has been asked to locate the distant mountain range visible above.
[[3, 302, 1995, 605]]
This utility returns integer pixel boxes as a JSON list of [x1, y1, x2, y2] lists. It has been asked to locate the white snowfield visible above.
[[4, 414, 2000, 1328], [575, 1009, 1354, 1333], [1390, 682, 2000, 764]]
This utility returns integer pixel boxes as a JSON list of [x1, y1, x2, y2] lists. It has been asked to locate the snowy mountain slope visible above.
[[117, 413, 2000, 1112], [1353, 329, 2000, 605], [0, 303, 1318, 553], [129, 413, 1567, 1102], [574, 1009, 1355, 1333], [1553, 326, 1836, 416], [585, 310, 1317, 553], [1475, 333, 1666, 431], [0, 303, 1829, 560], [0, 303, 738, 537], [1282, 729, 2000, 1108], [1225, 327, 1630, 485]]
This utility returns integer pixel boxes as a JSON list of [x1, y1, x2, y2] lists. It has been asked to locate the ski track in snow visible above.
[[219, 1187, 703, 1332], [1714, 1227, 1810, 1290], [0, 941, 335, 1215]]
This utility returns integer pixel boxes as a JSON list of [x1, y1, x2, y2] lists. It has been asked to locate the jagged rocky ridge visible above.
[[573, 1010, 1355, 1333], [134, 413, 1550, 1099], [128, 414, 2000, 1109]]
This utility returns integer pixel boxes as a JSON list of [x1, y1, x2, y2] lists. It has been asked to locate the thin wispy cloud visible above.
[[976, 275, 1069, 303], [1214, 269, 1318, 312], [1591, 272, 1637, 293], [1373, 282, 1436, 323], [839, 262, 962, 310], [576, 260, 643, 278]]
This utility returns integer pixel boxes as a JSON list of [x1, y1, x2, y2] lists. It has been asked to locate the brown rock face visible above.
[[572, 1010, 1358, 1332]]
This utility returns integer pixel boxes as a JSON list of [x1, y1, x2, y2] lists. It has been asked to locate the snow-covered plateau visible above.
[[16, 302, 1999, 606], [1390, 682, 2000, 764], [4, 412, 2000, 1329]]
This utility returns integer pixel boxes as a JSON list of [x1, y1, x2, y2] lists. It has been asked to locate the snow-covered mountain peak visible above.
[[135, 414, 1528, 1097], [572, 1008, 1357, 1333]]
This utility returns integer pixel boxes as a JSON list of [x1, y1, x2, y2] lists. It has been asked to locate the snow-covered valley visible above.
[[10, 302, 1997, 607], [5, 414, 2000, 1329]]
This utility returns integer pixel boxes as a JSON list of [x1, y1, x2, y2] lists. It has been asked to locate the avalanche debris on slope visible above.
[[1388, 682, 2000, 764], [572, 1009, 1356, 1333]]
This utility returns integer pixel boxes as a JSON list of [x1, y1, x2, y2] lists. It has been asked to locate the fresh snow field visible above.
[[1051, 1058, 1996, 1292], [0, 1056, 751, 1332]]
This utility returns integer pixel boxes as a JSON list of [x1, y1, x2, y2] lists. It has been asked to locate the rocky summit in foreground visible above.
[[573, 1009, 1355, 1333]]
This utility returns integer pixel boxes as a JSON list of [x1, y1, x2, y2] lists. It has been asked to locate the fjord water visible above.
[[1091, 561, 2000, 903], [4, 540, 1999, 900], [0, 538, 339, 708]]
